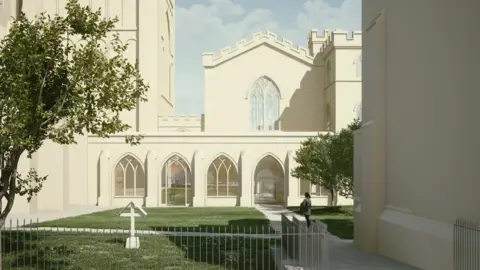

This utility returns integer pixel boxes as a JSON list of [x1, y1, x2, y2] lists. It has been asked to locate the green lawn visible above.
[[288, 205, 354, 239], [2, 230, 278, 269], [27, 207, 274, 234]]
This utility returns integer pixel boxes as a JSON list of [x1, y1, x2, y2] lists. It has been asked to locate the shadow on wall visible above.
[[280, 53, 325, 131]]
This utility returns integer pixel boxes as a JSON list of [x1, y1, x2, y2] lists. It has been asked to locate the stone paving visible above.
[[255, 204, 421, 270]]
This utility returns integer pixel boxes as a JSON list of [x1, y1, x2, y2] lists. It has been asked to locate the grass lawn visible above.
[[288, 205, 354, 239], [2, 230, 278, 269], [27, 207, 274, 234]]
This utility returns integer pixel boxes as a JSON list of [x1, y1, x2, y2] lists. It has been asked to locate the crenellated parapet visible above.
[[157, 114, 203, 132], [309, 29, 362, 54], [202, 30, 314, 68]]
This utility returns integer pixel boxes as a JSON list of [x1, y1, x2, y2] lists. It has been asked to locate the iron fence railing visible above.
[[281, 213, 329, 270], [0, 218, 327, 270], [454, 219, 480, 270]]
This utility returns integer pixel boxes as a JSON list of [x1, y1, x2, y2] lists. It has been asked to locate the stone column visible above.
[[239, 151, 253, 206], [192, 150, 205, 206], [286, 151, 299, 206], [145, 150, 158, 207], [97, 151, 111, 207]]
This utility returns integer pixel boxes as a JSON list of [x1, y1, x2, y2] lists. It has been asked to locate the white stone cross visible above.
[[119, 201, 147, 249]]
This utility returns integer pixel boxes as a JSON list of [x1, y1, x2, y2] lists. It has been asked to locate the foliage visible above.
[[330, 118, 361, 197], [0, 0, 148, 225], [291, 133, 340, 205], [291, 119, 361, 204]]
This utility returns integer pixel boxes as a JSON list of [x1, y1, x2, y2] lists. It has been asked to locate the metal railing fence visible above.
[[454, 219, 480, 270], [0, 218, 327, 270], [281, 213, 329, 270]]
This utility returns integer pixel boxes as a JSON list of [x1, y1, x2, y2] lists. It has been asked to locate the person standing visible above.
[[300, 192, 312, 227]]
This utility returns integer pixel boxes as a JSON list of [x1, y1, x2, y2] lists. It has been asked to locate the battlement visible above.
[[202, 30, 314, 68], [157, 114, 203, 132], [309, 29, 362, 54]]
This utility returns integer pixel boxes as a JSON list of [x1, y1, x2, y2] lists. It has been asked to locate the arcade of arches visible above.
[[112, 152, 329, 206]]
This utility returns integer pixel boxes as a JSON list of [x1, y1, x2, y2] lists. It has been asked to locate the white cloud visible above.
[[174, 0, 361, 115]]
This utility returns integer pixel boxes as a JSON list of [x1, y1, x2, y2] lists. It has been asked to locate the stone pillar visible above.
[[192, 150, 205, 206], [240, 151, 253, 206], [145, 150, 158, 207], [286, 151, 299, 206], [97, 151, 111, 207]]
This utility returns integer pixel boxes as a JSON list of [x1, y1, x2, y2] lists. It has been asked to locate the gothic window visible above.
[[207, 155, 239, 197], [250, 76, 281, 131], [114, 154, 145, 197]]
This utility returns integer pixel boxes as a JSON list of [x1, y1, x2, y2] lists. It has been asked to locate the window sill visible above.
[[206, 196, 238, 198]]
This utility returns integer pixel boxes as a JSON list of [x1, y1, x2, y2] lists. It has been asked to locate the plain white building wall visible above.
[[356, 1, 480, 269]]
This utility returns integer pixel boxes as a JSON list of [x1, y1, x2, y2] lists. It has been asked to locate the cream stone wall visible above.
[[1, 0, 360, 218], [356, 1, 480, 269], [310, 30, 362, 131], [88, 132, 352, 208], [203, 31, 322, 132]]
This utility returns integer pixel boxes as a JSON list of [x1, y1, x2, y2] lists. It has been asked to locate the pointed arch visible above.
[[160, 152, 192, 172], [247, 76, 281, 131], [161, 153, 193, 206], [206, 153, 239, 197], [253, 153, 285, 204], [244, 75, 283, 99], [113, 153, 145, 197]]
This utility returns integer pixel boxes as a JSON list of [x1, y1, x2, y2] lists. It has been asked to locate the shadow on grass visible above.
[[288, 205, 353, 216], [161, 222, 280, 270], [320, 218, 354, 239], [149, 218, 275, 234], [1, 219, 281, 270], [1, 231, 72, 269]]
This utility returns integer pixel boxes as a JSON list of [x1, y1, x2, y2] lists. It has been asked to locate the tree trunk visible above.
[[329, 189, 338, 207]]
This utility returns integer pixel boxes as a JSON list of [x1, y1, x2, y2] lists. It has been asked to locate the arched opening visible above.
[[249, 76, 281, 131], [114, 154, 145, 197], [161, 155, 193, 206], [253, 155, 285, 204], [207, 155, 239, 197]]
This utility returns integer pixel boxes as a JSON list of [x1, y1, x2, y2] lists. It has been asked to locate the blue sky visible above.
[[175, 0, 361, 116]]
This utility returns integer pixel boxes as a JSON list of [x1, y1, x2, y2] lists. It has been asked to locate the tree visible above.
[[291, 118, 362, 205], [291, 133, 341, 206], [0, 0, 148, 227], [330, 118, 362, 198]]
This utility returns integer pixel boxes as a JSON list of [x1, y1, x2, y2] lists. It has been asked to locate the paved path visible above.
[[254, 204, 420, 270]]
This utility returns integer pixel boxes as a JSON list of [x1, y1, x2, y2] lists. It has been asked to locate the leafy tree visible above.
[[291, 118, 362, 205], [330, 118, 362, 198], [291, 133, 341, 206], [0, 0, 148, 227]]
